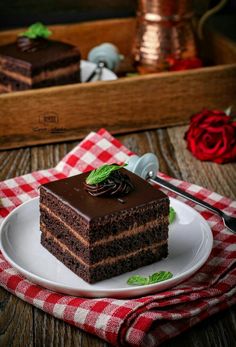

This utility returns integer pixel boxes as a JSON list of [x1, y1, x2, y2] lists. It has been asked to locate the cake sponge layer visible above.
[[40, 207, 169, 264], [41, 232, 168, 284], [0, 40, 81, 92]]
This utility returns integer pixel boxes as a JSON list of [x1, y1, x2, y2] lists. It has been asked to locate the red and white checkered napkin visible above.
[[0, 129, 235, 347]]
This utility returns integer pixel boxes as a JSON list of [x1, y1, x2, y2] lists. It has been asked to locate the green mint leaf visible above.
[[20, 22, 52, 39], [148, 271, 173, 284], [169, 206, 176, 224], [127, 275, 149, 286], [86, 164, 126, 185], [127, 271, 173, 286]]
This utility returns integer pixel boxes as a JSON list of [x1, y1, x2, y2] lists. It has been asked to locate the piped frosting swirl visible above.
[[16, 36, 46, 52], [84, 170, 134, 197]]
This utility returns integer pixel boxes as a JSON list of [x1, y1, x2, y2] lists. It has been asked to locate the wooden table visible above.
[[0, 125, 235, 346]]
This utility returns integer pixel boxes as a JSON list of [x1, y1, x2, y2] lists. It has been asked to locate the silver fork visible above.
[[149, 175, 236, 234], [126, 153, 236, 234]]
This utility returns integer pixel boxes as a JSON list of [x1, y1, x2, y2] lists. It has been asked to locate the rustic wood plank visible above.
[[161, 307, 236, 347], [146, 129, 182, 179], [0, 148, 31, 179], [119, 131, 156, 156], [30, 143, 71, 171], [0, 147, 34, 347], [80, 330, 108, 347], [0, 293, 34, 347], [30, 140, 79, 171], [167, 126, 236, 199], [33, 309, 108, 347]]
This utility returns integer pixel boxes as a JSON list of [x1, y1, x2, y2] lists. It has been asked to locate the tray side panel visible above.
[[1, 64, 236, 149]]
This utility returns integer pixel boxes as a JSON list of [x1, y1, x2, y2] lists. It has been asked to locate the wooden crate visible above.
[[0, 18, 236, 150]]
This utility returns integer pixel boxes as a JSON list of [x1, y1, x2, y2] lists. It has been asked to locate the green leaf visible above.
[[20, 22, 52, 39], [127, 271, 173, 286], [127, 275, 149, 286], [86, 164, 126, 185], [169, 206, 176, 224], [148, 271, 173, 284]]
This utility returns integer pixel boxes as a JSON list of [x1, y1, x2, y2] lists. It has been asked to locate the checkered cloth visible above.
[[0, 129, 235, 347]]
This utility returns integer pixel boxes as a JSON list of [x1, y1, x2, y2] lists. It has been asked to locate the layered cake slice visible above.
[[0, 23, 80, 92], [39, 165, 170, 284]]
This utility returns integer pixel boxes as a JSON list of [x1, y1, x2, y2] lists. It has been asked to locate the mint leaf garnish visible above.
[[127, 275, 149, 286], [169, 206, 176, 224], [20, 22, 52, 39], [86, 164, 126, 185], [148, 271, 173, 284], [127, 271, 173, 286]]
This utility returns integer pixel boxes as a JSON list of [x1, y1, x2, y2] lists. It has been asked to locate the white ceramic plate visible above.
[[81, 60, 117, 82], [0, 197, 213, 298]]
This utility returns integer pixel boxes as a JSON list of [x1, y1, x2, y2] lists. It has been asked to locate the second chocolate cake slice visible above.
[[0, 23, 80, 92], [39, 166, 169, 284]]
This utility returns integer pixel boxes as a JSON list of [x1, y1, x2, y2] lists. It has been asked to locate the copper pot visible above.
[[132, 0, 227, 73]]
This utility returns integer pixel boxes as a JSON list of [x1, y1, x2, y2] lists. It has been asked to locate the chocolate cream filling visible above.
[[0, 83, 12, 92], [42, 229, 167, 268], [0, 63, 80, 85], [40, 203, 168, 246]]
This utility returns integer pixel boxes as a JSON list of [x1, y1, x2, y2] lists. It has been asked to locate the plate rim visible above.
[[0, 196, 213, 297]]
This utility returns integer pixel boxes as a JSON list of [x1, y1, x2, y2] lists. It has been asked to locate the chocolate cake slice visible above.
[[0, 23, 80, 92], [39, 166, 170, 284]]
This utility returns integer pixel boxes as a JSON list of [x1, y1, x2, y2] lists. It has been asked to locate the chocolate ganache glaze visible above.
[[16, 36, 47, 52], [84, 170, 134, 197]]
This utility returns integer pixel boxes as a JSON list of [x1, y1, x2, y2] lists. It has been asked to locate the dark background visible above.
[[0, 1, 235, 36], [0, 0, 137, 29]]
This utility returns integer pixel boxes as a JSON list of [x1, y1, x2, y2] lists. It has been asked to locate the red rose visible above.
[[166, 57, 202, 71], [184, 109, 236, 164]]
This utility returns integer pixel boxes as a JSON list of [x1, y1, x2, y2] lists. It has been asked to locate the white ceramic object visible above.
[[88, 43, 123, 71], [0, 197, 213, 298], [80, 60, 117, 82]]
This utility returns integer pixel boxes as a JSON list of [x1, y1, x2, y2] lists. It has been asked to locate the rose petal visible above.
[[184, 108, 236, 164]]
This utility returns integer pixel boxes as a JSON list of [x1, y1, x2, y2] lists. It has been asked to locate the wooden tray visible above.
[[0, 18, 236, 150]]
